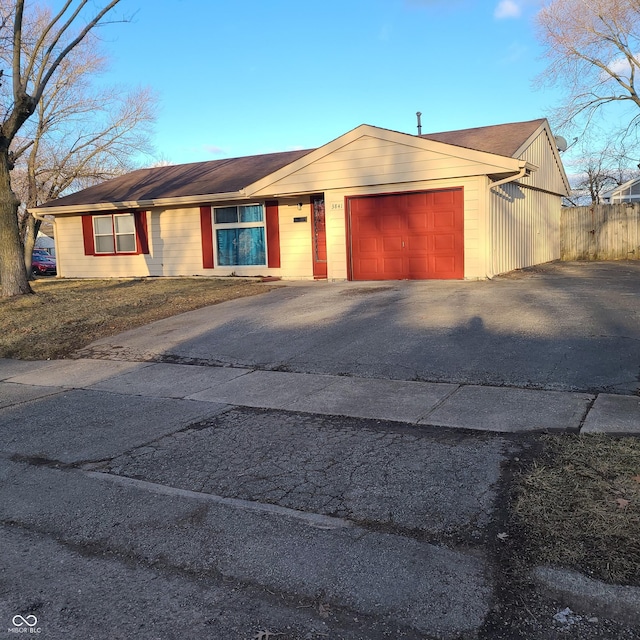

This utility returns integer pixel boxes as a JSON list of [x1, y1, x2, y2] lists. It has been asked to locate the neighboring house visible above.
[[35, 230, 55, 256], [602, 177, 640, 204], [35, 119, 569, 281]]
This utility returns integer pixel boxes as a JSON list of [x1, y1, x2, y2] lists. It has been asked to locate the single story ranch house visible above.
[[36, 118, 570, 281]]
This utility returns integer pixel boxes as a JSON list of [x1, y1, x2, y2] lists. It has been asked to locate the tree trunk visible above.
[[23, 214, 41, 280], [0, 149, 32, 296]]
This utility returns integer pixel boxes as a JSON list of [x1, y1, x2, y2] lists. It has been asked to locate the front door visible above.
[[311, 194, 327, 279]]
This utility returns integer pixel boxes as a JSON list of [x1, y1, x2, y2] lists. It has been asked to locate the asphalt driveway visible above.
[[80, 261, 640, 395]]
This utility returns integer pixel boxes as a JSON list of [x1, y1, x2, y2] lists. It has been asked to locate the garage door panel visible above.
[[350, 189, 463, 280], [407, 212, 429, 229], [357, 237, 380, 253], [381, 215, 403, 231], [354, 216, 380, 234], [432, 190, 456, 206], [432, 211, 457, 229], [357, 259, 382, 277], [407, 235, 429, 251], [433, 234, 455, 250], [407, 258, 429, 278], [383, 236, 403, 251], [407, 192, 428, 207], [431, 256, 458, 277], [382, 258, 404, 275]]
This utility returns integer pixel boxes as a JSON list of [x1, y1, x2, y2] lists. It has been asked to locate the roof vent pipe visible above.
[[416, 112, 422, 136]]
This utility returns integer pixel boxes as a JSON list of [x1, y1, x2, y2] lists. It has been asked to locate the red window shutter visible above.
[[134, 211, 149, 254], [265, 200, 280, 268], [81, 216, 95, 255], [200, 206, 214, 269]]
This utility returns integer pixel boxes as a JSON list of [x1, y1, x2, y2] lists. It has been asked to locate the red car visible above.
[[31, 250, 57, 276]]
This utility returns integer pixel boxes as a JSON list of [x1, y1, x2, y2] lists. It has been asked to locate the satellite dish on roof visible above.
[[555, 136, 568, 152]]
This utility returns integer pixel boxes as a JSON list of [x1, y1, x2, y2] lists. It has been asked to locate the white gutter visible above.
[[488, 162, 536, 190], [32, 190, 247, 216], [30, 208, 49, 223]]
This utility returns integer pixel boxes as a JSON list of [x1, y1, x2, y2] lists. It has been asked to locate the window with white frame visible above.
[[93, 213, 137, 254], [214, 204, 266, 266]]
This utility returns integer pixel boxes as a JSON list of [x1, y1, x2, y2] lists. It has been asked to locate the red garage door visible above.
[[348, 189, 464, 280]]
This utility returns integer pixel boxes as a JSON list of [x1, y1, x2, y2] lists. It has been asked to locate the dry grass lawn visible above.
[[0, 277, 273, 360], [515, 434, 640, 586]]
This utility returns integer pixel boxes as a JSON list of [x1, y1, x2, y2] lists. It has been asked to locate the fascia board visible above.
[[33, 191, 247, 216], [243, 124, 523, 197]]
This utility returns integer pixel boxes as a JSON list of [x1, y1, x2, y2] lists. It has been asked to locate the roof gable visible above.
[[245, 124, 526, 197], [514, 121, 570, 196]]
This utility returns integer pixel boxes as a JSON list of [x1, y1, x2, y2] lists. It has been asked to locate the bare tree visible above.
[[565, 136, 640, 204], [536, 0, 640, 132], [10, 32, 156, 276], [0, 0, 123, 298]]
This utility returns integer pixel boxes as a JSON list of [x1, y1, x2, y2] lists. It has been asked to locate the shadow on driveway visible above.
[[78, 261, 640, 395]]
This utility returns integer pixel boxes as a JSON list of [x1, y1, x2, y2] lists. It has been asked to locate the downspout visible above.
[[487, 163, 532, 278], [488, 165, 530, 191], [31, 209, 61, 278]]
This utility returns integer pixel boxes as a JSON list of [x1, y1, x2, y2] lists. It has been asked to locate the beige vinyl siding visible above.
[[517, 130, 568, 196], [324, 193, 348, 280], [55, 203, 314, 279], [55, 214, 159, 278], [488, 181, 560, 277], [155, 207, 205, 276], [252, 135, 518, 197], [273, 199, 314, 279]]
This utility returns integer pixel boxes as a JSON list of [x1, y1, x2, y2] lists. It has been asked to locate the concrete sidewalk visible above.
[[1, 357, 638, 434]]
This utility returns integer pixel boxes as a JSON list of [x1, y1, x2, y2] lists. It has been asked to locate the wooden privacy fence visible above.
[[561, 203, 640, 261]]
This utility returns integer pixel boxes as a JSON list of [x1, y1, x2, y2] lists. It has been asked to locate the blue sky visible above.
[[95, 0, 561, 165]]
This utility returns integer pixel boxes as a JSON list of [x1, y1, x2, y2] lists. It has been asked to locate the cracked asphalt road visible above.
[[2, 382, 640, 638], [0, 402, 498, 639], [106, 407, 507, 538]]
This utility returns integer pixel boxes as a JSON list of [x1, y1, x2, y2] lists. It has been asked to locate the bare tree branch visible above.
[[0, 0, 128, 297], [536, 0, 640, 131]]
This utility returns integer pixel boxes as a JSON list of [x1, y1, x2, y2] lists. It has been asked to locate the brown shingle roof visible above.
[[39, 148, 314, 208], [40, 119, 547, 209], [420, 119, 545, 158]]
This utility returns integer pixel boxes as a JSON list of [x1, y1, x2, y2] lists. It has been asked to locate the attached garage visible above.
[[347, 189, 464, 280], [37, 119, 570, 282]]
